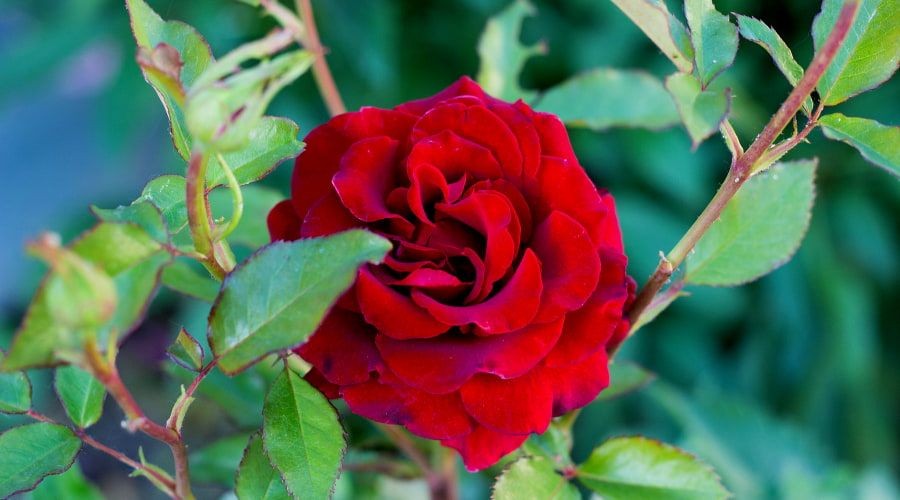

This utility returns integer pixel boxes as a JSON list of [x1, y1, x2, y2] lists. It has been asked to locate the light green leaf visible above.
[[0, 423, 82, 498], [139, 175, 189, 234], [263, 369, 345, 499], [236, 433, 291, 500], [209, 185, 285, 249], [0, 350, 31, 413], [735, 15, 813, 115], [536, 69, 679, 130], [190, 433, 253, 487], [208, 117, 304, 187], [166, 328, 205, 371], [209, 230, 391, 374], [493, 457, 579, 500], [92, 200, 170, 244], [3, 223, 170, 370], [685, 0, 739, 88], [819, 113, 900, 176], [25, 462, 103, 500], [665, 72, 731, 146], [813, 0, 900, 105], [161, 258, 220, 302], [126, 0, 213, 159], [596, 362, 656, 402], [609, 0, 694, 72], [523, 421, 574, 469], [476, 0, 545, 101], [54, 366, 106, 429], [686, 159, 817, 286], [577, 436, 729, 499]]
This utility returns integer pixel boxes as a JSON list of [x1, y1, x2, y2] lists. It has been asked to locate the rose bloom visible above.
[[268, 77, 634, 471]]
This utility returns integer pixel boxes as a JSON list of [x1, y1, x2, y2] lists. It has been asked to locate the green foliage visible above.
[[161, 258, 220, 302], [685, 0, 739, 88], [523, 420, 574, 469], [0, 350, 31, 414], [476, 0, 544, 101], [493, 457, 579, 500], [263, 369, 346, 499], [166, 328, 205, 371], [236, 433, 291, 500], [596, 362, 656, 402], [209, 230, 390, 374], [536, 69, 679, 130], [190, 433, 252, 487], [24, 463, 103, 500], [54, 366, 106, 429], [819, 113, 900, 176], [608, 0, 694, 72], [209, 185, 286, 249], [577, 436, 730, 499], [687, 160, 817, 286], [812, 0, 900, 105], [0, 423, 82, 498], [207, 117, 304, 187], [665, 73, 731, 146]]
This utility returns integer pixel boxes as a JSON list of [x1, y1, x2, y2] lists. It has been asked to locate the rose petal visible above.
[[375, 317, 563, 394], [304, 368, 341, 399], [542, 349, 611, 415], [301, 192, 363, 237], [532, 211, 601, 323], [268, 200, 302, 241], [297, 310, 381, 385], [534, 156, 607, 247], [412, 249, 542, 334], [460, 369, 553, 435], [488, 100, 541, 179], [407, 162, 450, 225], [395, 76, 487, 116], [406, 130, 502, 181], [441, 426, 528, 472], [357, 267, 451, 340], [544, 284, 627, 368], [530, 109, 579, 165]]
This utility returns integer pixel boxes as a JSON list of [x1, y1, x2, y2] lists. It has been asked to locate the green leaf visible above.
[[25, 462, 103, 500], [166, 328, 205, 371], [263, 369, 345, 499], [597, 362, 656, 402], [577, 436, 729, 499], [209, 185, 285, 249], [819, 113, 900, 176], [0, 350, 31, 413], [139, 175, 189, 234], [190, 433, 252, 487], [536, 69, 679, 130], [493, 457, 579, 500], [476, 0, 545, 101], [685, 0, 739, 88], [735, 15, 813, 115], [0, 423, 82, 498], [161, 258, 220, 302], [609, 0, 694, 73], [686, 159, 817, 286], [209, 230, 391, 374], [236, 433, 291, 500], [207, 117, 304, 187], [54, 366, 106, 429], [812, 0, 900, 105], [3, 223, 170, 370], [523, 421, 574, 469], [665, 72, 731, 146], [126, 0, 213, 159], [91, 200, 170, 244]]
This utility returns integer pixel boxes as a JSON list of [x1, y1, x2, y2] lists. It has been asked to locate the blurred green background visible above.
[[1, 0, 897, 498]]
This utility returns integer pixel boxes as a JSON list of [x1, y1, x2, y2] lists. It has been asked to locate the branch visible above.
[[296, 0, 347, 116], [625, 0, 859, 331]]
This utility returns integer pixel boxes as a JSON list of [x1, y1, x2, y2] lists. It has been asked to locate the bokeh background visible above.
[[1, 0, 897, 498]]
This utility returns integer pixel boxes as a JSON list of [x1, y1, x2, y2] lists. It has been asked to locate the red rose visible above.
[[268, 77, 635, 471]]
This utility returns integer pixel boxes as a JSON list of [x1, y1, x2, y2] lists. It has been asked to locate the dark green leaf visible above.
[[190, 433, 252, 487], [609, 0, 694, 72], [686, 159, 817, 285], [665, 72, 731, 146], [685, 0, 739, 87], [476, 0, 545, 101], [166, 328, 205, 371], [493, 457, 579, 500], [812, 0, 899, 105], [263, 369, 345, 499], [126, 0, 213, 159], [0, 350, 31, 413], [735, 15, 813, 115], [139, 176, 189, 235], [161, 258, 220, 302], [819, 113, 900, 176], [54, 366, 106, 429], [577, 436, 729, 499], [236, 433, 291, 500], [536, 69, 679, 130], [207, 117, 304, 187], [597, 362, 656, 401], [0, 423, 82, 498], [209, 230, 391, 374], [25, 462, 103, 500]]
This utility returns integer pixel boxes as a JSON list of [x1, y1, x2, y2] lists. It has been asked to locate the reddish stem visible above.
[[295, 0, 347, 116]]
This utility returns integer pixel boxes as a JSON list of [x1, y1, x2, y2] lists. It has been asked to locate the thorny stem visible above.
[[84, 339, 196, 499], [296, 0, 347, 116], [624, 0, 859, 334], [26, 410, 177, 496]]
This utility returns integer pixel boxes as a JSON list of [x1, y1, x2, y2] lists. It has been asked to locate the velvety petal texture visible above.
[[268, 76, 635, 471]]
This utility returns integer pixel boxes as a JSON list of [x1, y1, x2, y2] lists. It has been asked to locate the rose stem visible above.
[[373, 423, 445, 489], [25, 410, 178, 497], [624, 0, 859, 332], [165, 359, 218, 430], [295, 0, 347, 116], [84, 338, 196, 499], [186, 151, 234, 280]]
